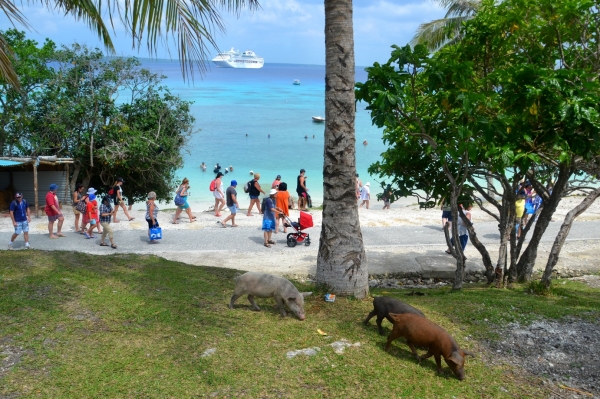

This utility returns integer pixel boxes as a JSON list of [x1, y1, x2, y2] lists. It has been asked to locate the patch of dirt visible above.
[[485, 318, 600, 398], [0, 336, 28, 379]]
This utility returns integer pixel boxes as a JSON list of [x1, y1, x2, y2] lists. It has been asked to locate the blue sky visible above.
[[1, 0, 446, 67]]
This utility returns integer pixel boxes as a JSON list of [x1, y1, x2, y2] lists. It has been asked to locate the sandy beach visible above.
[[3, 195, 600, 233]]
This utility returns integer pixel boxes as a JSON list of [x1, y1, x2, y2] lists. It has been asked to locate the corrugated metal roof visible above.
[[0, 160, 30, 167]]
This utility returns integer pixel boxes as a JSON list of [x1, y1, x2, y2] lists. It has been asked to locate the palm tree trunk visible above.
[[316, 0, 368, 298]]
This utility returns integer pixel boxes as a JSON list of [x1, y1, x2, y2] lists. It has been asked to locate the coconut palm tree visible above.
[[0, 0, 258, 88], [316, 0, 368, 298], [410, 0, 480, 52]]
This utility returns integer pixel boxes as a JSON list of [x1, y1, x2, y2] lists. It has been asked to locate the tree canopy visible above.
[[356, 0, 600, 288], [0, 30, 195, 202]]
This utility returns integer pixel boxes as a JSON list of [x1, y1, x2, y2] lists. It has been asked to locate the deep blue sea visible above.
[[139, 59, 386, 208]]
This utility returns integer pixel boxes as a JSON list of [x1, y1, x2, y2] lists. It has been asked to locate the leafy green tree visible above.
[[7, 40, 195, 202], [0, 29, 57, 155], [358, 0, 600, 288]]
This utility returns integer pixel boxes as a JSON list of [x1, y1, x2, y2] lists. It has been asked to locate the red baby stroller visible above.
[[283, 211, 313, 247]]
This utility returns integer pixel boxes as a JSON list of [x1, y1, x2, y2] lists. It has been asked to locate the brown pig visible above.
[[385, 313, 474, 380]]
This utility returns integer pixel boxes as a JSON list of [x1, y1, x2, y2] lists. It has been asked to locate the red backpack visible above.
[[209, 179, 216, 192]]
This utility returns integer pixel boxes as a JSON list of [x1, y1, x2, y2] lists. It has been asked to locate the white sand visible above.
[[2, 195, 599, 234]]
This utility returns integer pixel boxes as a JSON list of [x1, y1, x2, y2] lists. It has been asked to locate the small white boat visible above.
[[312, 116, 325, 123], [293, 79, 301, 85]]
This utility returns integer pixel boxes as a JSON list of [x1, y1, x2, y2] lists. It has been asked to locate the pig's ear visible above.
[[462, 349, 475, 358], [449, 351, 464, 365], [388, 313, 402, 322], [301, 292, 312, 297]]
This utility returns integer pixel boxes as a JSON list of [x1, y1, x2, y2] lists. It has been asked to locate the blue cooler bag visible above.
[[149, 226, 162, 240]]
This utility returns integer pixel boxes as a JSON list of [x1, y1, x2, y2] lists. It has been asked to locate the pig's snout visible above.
[[297, 314, 306, 321]]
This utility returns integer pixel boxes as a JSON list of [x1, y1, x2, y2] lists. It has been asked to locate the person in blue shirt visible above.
[[9, 193, 31, 249]]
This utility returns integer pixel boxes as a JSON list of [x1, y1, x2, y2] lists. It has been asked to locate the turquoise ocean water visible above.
[[139, 59, 386, 209]]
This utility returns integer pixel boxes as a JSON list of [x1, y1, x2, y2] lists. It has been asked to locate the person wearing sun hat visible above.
[[271, 174, 281, 189], [45, 183, 65, 238], [261, 188, 284, 248], [84, 188, 102, 239], [9, 193, 31, 249]]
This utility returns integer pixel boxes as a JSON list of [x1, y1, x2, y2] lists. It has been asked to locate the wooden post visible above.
[[33, 161, 39, 217], [64, 164, 70, 206]]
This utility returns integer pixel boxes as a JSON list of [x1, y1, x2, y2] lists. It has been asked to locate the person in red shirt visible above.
[[45, 183, 65, 238], [84, 191, 102, 238]]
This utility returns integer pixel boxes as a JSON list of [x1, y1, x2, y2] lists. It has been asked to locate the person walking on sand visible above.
[[220, 180, 240, 227], [8, 193, 31, 249], [172, 178, 196, 224], [382, 184, 393, 210], [45, 183, 65, 238], [275, 182, 291, 233], [84, 191, 102, 239], [356, 173, 363, 200], [445, 203, 473, 256], [146, 191, 160, 243], [359, 182, 371, 209], [247, 172, 265, 216], [296, 169, 308, 211], [440, 197, 452, 230], [99, 195, 117, 249], [212, 172, 225, 217], [111, 177, 134, 222], [262, 189, 283, 248], [72, 183, 85, 233]]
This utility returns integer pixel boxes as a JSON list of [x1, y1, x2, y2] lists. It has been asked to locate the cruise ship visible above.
[[212, 48, 264, 69]]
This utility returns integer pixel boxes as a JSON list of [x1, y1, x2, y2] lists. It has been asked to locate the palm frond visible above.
[[0, 0, 30, 27], [410, 0, 480, 52], [410, 16, 471, 52], [0, 33, 20, 88], [50, 0, 115, 51]]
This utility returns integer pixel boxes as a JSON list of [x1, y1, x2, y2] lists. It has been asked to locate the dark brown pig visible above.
[[363, 296, 425, 335], [385, 313, 474, 380]]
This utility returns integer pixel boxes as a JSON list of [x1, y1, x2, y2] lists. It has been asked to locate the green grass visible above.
[[1, 251, 598, 398]]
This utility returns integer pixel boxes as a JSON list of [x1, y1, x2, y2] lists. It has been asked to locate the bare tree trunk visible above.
[[71, 162, 81, 192], [316, 0, 368, 298], [442, 188, 466, 290], [516, 164, 573, 282], [540, 187, 600, 288]]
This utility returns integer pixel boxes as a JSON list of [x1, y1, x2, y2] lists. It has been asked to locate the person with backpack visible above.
[[246, 172, 265, 216], [172, 177, 196, 224], [99, 195, 117, 249], [110, 177, 134, 223], [84, 190, 102, 239], [9, 193, 31, 249], [211, 172, 225, 217], [72, 183, 85, 233]]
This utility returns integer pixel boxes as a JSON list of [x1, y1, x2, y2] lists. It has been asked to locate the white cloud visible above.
[[0, 0, 447, 65]]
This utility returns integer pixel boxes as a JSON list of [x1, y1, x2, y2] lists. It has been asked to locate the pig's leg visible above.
[[229, 294, 241, 309], [434, 354, 443, 374], [247, 295, 261, 311], [385, 332, 399, 352], [376, 315, 386, 335], [363, 310, 376, 325], [407, 341, 420, 360], [274, 296, 288, 317], [418, 348, 434, 361]]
